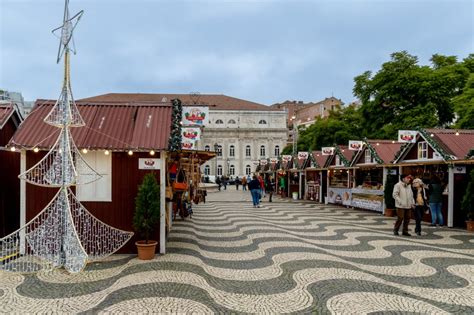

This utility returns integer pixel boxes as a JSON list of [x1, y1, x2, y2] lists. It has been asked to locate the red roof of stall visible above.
[[426, 129, 474, 160], [9, 100, 172, 151], [0, 103, 16, 128]]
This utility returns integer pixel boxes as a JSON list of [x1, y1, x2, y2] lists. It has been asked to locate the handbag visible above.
[[165, 175, 173, 199], [173, 169, 188, 191]]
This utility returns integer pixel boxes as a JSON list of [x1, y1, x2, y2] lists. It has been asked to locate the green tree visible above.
[[133, 173, 160, 243], [452, 55, 474, 129], [353, 51, 469, 139]]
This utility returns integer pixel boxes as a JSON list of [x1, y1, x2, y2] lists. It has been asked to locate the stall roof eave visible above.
[[169, 150, 216, 164]]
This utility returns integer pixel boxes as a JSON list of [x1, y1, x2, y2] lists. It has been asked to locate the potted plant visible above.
[[384, 174, 397, 217], [461, 169, 474, 232], [133, 173, 160, 259]]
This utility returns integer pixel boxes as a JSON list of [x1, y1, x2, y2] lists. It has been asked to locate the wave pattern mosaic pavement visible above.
[[1, 190, 473, 313]]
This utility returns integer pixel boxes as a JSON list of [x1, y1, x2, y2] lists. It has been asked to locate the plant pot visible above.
[[135, 240, 158, 260], [466, 220, 474, 232], [384, 208, 395, 217]]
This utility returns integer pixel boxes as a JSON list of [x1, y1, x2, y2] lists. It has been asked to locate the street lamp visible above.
[[291, 115, 297, 156], [226, 158, 230, 176], [214, 143, 219, 176]]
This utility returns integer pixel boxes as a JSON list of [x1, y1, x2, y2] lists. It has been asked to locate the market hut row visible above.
[[258, 128, 474, 228], [4, 99, 214, 253]]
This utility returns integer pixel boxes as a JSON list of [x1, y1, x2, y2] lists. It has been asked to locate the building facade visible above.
[[200, 109, 287, 177]]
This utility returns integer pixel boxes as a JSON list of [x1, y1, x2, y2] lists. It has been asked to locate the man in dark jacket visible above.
[[248, 175, 261, 208]]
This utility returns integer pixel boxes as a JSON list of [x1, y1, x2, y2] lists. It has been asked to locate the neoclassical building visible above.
[[80, 93, 288, 177], [200, 108, 287, 177]]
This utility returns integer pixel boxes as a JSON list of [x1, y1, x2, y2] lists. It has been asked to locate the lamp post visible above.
[[226, 158, 230, 176], [291, 115, 297, 156], [214, 143, 218, 177]]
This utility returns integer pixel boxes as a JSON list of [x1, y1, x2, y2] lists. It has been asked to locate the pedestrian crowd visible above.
[[393, 174, 445, 236]]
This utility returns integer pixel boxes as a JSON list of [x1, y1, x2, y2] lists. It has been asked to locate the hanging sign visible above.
[[181, 139, 196, 150], [139, 158, 162, 170], [270, 158, 278, 165], [322, 147, 335, 155], [453, 166, 466, 174], [282, 155, 292, 163], [252, 160, 260, 166], [182, 127, 201, 141], [398, 130, 417, 143], [260, 159, 268, 166], [348, 140, 363, 151], [298, 152, 309, 160], [183, 107, 209, 126]]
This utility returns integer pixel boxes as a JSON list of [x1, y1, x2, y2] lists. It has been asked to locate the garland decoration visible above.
[[334, 145, 350, 166], [168, 99, 183, 151], [417, 128, 454, 161], [363, 138, 384, 164]]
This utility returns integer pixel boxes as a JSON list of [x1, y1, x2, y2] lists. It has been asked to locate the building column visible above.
[[448, 166, 454, 228], [382, 167, 388, 215]]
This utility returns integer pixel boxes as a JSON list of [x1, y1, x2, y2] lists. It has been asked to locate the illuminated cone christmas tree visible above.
[[0, 0, 133, 273]]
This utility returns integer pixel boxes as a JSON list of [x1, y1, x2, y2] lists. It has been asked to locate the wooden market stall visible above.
[[167, 150, 215, 228], [325, 145, 355, 206], [304, 151, 329, 203], [393, 128, 474, 227], [349, 140, 402, 213], [277, 155, 292, 198]]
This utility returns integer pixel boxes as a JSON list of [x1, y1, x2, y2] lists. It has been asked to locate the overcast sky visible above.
[[1, 0, 472, 105]]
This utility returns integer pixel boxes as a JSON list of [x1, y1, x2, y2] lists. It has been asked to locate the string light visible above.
[[455, 131, 460, 136], [128, 150, 133, 156], [430, 133, 434, 137], [10, 146, 16, 152], [33, 147, 39, 153], [82, 148, 88, 154], [149, 150, 155, 156], [104, 150, 110, 155]]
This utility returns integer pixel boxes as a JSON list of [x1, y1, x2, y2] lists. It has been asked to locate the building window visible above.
[[204, 145, 210, 151], [228, 119, 236, 124], [246, 145, 251, 157], [215, 119, 224, 124], [217, 165, 223, 176], [217, 145, 222, 157], [274, 145, 280, 157], [259, 119, 267, 124], [418, 142, 428, 159], [77, 151, 112, 202], [246, 165, 251, 175], [335, 155, 341, 166], [230, 165, 235, 176], [204, 165, 210, 175], [260, 145, 265, 157], [364, 149, 373, 164], [229, 145, 235, 157]]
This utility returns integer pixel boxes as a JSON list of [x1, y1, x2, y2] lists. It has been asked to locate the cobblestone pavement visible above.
[[1, 190, 474, 314]]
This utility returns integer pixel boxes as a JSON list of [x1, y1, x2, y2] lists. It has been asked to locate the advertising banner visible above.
[[327, 187, 352, 206], [181, 139, 196, 150], [183, 106, 209, 126], [322, 147, 335, 155], [138, 158, 162, 170], [398, 130, 417, 143], [182, 127, 201, 141], [348, 140, 363, 151]]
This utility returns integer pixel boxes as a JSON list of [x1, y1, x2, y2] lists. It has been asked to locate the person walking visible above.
[[235, 176, 240, 190], [216, 176, 222, 191], [412, 178, 428, 236], [241, 175, 247, 191], [258, 174, 265, 200], [265, 176, 275, 202], [223, 176, 228, 190], [392, 174, 415, 236], [248, 175, 261, 208], [428, 175, 444, 227]]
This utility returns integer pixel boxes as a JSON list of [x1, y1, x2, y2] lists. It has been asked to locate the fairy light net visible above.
[[0, 0, 133, 273]]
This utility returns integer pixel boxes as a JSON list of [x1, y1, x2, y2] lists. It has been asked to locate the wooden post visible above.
[[448, 166, 454, 228], [20, 150, 26, 254], [160, 151, 167, 254], [382, 167, 388, 215]]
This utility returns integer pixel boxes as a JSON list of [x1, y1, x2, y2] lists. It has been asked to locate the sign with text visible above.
[[183, 106, 209, 126], [260, 159, 268, 165], [181, 139, 196, 150], [348, 140, 363, 151], [139, 158, 162, 170], [182, 127, 201, 141], [297, 152, 309, 160], [398, 130, 417, 143], [453, 166, 466, 174], [270, 158, 278, 165], [322, 147, 335, 155]]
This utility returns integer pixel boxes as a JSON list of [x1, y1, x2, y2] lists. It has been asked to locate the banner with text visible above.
[[322, 147, 335, 156], [182, 127, 201, 141], [348, 140, 363, 151], [183, 106, 209, 126], [398, 130, 417, 143]]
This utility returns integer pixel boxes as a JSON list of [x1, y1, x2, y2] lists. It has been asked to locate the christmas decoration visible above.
[[334, 145, 351, 166], [0, 0, 133, 273], [168, 99, 183, 151], [417, 128, 455, 161]]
